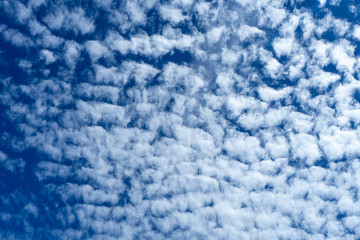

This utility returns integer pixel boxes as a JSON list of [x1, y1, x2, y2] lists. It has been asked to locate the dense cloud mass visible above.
[[1, 0, 360, 239]]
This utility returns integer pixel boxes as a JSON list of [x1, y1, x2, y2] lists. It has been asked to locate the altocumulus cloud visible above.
[[1, 0, 360, 239]]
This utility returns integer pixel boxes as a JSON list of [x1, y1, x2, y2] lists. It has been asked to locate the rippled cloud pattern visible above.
[[1, 0, 360, 239]]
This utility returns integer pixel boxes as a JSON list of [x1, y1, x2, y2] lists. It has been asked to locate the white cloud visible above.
[[308, 67, 341, 88], [64, 41, 81, 69], [2, 0, 360, 239], [126, 1, 146, 24], [264, 134, 289, 159], [237, 25, 265, 41], [290, 133, 321, 165], [207, 26, 225, 44], [28, 0, 46, 9], [308, 39, 332, 67], [300, 12, 316, 40], [2, 28, 33, 48], [105, 30, 197, 57], [28, 19, 46, 36], [85, 40, 111, 62], [353, 25, 360, 40], [265, 58, 283, 78], [319, 127, 360, 160], [330, 40, 356, 73], [227, 95, 267, 116], [76, 100, 126, 126], [258, 5, 287, 28], [224, 132, 265, 163], [318, 0, 327, 7], [43, 7, 95, 35], [159, 5, 187, 24], [40, 49, 56, 64], [68, 8, 95, 35], [258, 86, 291, 102], [1, 1, 33, 25], [273, 37, 296, 58], [0, 151, 26, 173], [221, 48, 240, 66]]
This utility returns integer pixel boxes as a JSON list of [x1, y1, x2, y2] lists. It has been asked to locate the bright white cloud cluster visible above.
[[1, 0, 360, 239]]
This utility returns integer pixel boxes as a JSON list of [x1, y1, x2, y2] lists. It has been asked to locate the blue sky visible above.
[[1, 0, 360, 239]]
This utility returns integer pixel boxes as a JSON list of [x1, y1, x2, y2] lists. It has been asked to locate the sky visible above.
[[1, 0, 360, 239]]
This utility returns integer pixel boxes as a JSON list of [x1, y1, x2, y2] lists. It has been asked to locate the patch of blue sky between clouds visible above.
[[1, 0, 360, 239]]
